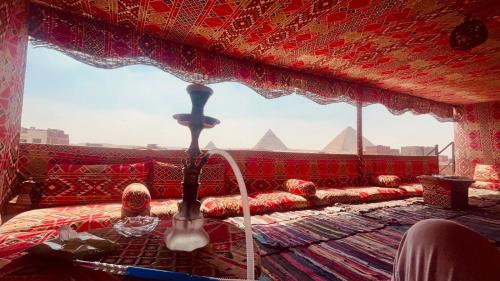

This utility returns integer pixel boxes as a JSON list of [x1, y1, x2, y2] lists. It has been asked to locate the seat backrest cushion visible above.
[[40, 162, 150, 207]]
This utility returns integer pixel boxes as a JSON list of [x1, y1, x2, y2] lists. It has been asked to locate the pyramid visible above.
[[253, 130, 288, 151], [322, 126, 374, 154], [205, 141, 217, 149]]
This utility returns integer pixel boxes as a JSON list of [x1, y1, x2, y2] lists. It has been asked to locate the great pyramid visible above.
[[253, 129, 288, 151], [322, 126, 374, 154], [205, 141, 217, 149]]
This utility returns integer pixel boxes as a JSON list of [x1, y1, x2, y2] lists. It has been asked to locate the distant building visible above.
[[254, 130, 288, 151], [20, 127, 69, 145], [76, 143, 143, 149], [439, 155, 449, 163], [401, 146, 435, 156], [322, 126, 374, 154], [365, 145, 400, 155]]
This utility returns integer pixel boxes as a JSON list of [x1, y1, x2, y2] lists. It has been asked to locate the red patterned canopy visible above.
[[26, 0, 500, 121]]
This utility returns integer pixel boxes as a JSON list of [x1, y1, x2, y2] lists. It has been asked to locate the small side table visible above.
[[0, 219, 260, 280], [418, 175, 474, 209], [92, 218, 260, 279]]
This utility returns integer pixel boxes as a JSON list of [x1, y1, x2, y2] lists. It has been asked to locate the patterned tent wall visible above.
[[27, 2, 456, 122], [0, 0, 29, 211], [455, 102, 500, 177]]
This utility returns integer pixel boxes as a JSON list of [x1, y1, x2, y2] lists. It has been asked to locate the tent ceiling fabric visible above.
[[30, 0, 499, 105]]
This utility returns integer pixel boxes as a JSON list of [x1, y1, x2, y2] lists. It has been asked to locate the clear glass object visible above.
[[113, 216, 159, 237], [164, 215, 209, 252]]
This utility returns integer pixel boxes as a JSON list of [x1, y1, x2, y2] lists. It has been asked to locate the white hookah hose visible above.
[[208, 150, 255, 281]]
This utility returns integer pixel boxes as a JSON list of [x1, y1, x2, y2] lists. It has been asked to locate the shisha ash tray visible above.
[[113, 216, 159, 237]]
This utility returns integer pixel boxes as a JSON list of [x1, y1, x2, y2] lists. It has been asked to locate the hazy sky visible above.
[[22, 43, 454, 151]]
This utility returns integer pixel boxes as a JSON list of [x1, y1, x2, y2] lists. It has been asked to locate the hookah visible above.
[[163, 84, 255, 280]]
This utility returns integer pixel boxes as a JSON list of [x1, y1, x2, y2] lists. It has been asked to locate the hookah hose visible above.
[[75, 150, 256, 281], [74, 260, 251, 281]]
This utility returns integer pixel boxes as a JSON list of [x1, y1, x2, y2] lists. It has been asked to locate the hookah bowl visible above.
[[164, 84, 220, 252]]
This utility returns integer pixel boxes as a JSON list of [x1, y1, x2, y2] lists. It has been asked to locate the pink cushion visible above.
[[151, 161, 226, 199], [121, 183, 151, 217], [284, 179, 316, 198], [473, 164, 499, 182], [371, 175, 402, 187], [42, 162, 151, 207]]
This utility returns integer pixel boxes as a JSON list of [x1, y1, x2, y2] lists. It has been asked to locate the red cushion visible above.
[[398, 183, 424, 196], [473, 164, 499, 182], [151, 161, 226, 199], [201, 191, 309, 218], [470, 181, 500, 190], [313, 186, 408, 206], [284, 179, 316, 198], [121, 183, 151, 217], [371, 175, 402, 187], [0, 200, 178, 234], [41, 162, 151, 207]]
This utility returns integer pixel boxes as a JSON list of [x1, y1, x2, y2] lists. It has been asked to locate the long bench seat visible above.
[[0, 184, 423, 234], [0, 144, 436, 235]]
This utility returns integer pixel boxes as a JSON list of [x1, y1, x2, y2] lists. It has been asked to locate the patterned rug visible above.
[[362, 204, 466, 225], [252, 213, 383, 249], [259, 196, 500, 281]]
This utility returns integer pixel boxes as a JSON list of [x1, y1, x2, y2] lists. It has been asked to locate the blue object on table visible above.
[[126, 266, 218, 281], [74, 260, 218, 281]]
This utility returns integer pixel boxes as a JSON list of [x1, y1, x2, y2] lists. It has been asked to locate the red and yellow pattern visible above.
[[313, 186, 409, 206], [0, 0, 28, 208], [370, 175, 402, 188], [0, 200, 178, 234], [201, 191, 310, 218], [151, 161, 226, 199], [0, 230, 57, 263], [121, 183, 151, 216], [284, 179, 316, 198], [28, 0, 499, 108], [455, 102, 500, 178], [42, 162, 151, 207], [470, 181, 500, 191], [473, 164, 499, 182]]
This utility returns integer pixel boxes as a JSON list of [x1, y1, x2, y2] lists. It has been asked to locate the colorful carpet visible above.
[[452, 214, 500, 243], [252, 213, 384, 249], [260, 195, 500, 281], [362, 204, 466, 225], [262, 226, 409, 281]]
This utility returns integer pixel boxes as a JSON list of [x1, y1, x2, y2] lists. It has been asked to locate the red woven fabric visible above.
[[121, 183, 151, 216], [312, 186, 409, 206], [25, 2, 464, 121], [470, 181, 500, 191], [0, 0, 28, 208], [284, 179, 317, 198], [473, 164, 499, 182], [41, 162, 151, 207], [151, 161, 226, 199], [0, 200, 178, 234], [201, 191, 309, 218], [371, 175, 402, 188]]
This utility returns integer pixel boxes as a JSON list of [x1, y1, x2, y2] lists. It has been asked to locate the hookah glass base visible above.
[[164, 214, 209, 252]]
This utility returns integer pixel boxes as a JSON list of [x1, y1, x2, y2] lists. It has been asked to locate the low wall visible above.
[[17, 144, 439, 195]]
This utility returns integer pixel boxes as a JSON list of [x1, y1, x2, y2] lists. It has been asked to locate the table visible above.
[[418, 175, 474, 209], [0, 218, 260, 280]]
